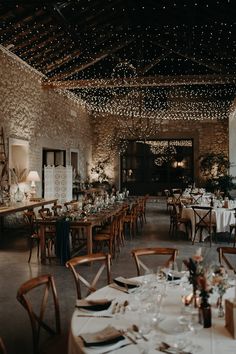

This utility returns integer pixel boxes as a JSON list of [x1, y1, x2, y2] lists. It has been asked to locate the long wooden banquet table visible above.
[[68, 275, 236, 354], [37, 200, 133, 264], [0, 198, 58, 236]]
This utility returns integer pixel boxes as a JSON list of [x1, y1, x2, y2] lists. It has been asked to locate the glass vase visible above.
[[217, 295, 224, 318], [14, 185, 24, 202]]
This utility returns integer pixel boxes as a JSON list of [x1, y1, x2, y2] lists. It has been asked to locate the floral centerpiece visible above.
[[211, 264, 229, 317], [183, 248, 212, 304], [183, 248, 213, 327]]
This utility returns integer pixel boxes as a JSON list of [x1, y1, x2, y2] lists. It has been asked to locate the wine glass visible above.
[[188, 311, 203, 352]]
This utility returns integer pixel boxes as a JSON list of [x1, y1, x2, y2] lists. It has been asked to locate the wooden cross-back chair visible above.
[[64, 200, 79, 211], [23, 210, 40, 263], [38, 208, 57, 261], [0, 337, 7, 354], [93, 215, 119, 258], [131, 247, 179, 276], [190, 193, 203, 204], [51, 204, 62, 216], [217, 247, 236, 273], [191, 205, 216, 246], [38, 208, 52, 219], [169, 202, 191, 239], [16, 274, 64, 354], [66, 253, 111, 299], [123, 202, 138, 239], [171, 189, 183, 203]]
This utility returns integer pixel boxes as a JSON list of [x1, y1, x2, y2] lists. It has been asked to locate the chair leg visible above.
[[28, 238, 34, 263], [37, 239, 40, 259]]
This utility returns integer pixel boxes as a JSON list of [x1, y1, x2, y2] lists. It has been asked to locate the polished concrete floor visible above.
[[0, 198, 231, 354]]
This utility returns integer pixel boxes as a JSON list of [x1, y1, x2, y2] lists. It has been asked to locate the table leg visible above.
[[40, 223, 46, 264], [87, 225, 93, 255]]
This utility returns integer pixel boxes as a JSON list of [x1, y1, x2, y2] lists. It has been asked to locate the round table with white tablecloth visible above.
[[68, 275, 236, 354], [181, 206, 235, 242]]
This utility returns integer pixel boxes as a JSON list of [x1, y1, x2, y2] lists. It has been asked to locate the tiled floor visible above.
[[0, 198, 230, 353]]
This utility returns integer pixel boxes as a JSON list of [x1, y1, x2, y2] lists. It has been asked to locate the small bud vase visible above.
[[217, 295, 224, 318]]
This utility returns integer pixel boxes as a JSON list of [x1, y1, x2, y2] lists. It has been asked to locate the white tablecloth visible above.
[[182, 207, 235, 241], [68, 278, 236, 354]]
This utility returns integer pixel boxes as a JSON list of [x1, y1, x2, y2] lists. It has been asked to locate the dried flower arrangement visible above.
[[10, 167, 28, 185]]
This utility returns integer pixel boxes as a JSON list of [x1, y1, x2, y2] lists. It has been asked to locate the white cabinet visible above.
[[44, 165, 72, 204]]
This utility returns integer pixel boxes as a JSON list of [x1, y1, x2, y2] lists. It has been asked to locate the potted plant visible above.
[[199, 153, 236, 197], [90, 160, 111, 190]]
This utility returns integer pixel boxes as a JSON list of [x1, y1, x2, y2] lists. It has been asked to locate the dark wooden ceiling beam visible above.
[[26, 38, 69, 65], [42, 74, 236, 89], [44, 49, 81, 74], [28, 41, 76, 69], [72, 0, 124, 29], [0, 8, 45, 37], [138, 50, 171, 75], [52, 37, 135, 80], [149, 39, 226, 73], [20, 31, 65, 59], [44, 37, 115, 74], [3, 17, 53, 50]]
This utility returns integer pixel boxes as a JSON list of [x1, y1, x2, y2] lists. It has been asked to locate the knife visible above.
[[101, 342, 132, 354]]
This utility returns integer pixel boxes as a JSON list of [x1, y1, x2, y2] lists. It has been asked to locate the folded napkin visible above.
[[113, 276, 140, 289], [80, 325, 124, 347], [76, 299, 112, 311]]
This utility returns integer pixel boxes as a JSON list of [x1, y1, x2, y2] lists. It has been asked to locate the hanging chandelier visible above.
[[115, 87, 163, 140]]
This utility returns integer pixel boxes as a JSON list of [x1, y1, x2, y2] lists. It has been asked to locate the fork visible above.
[[157, 342, 192, 354]]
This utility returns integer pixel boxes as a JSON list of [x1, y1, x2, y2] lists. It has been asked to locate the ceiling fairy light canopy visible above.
[[0, 0, 236, 121]]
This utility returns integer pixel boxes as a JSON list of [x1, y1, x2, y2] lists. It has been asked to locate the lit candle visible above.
[[196, 247, 202, 257]]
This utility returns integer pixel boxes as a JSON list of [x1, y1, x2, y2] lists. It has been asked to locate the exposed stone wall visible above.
[[91, 108, 229, 187], [0, 48, 92, 196], [0, 46, 232, 194]]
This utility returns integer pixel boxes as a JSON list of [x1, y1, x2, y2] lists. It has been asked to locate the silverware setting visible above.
[[132, 324, 149, 341], [119, 330, 137, 345], [101, 342, 132, 354], [111, 300, 129, 314], [157, 341, 192, 354]]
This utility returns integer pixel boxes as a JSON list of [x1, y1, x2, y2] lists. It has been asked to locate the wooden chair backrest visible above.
[[217, 247, 236, 272], [38, 208, 52, 219], [51, 204, 62, 216], [131, 247, 178, 276], [23, 210, 37, 234], [0, 338, 7, 354], [66, 253, 111, 299], [190, 193, 202, 203], [16, 274, 61, 354], [64, 200, 79, 211], [191, 205, 214, 231]]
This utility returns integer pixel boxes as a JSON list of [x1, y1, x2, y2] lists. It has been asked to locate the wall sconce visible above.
[[26, 171, 40, 199], [173, 160, 185, 168]]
